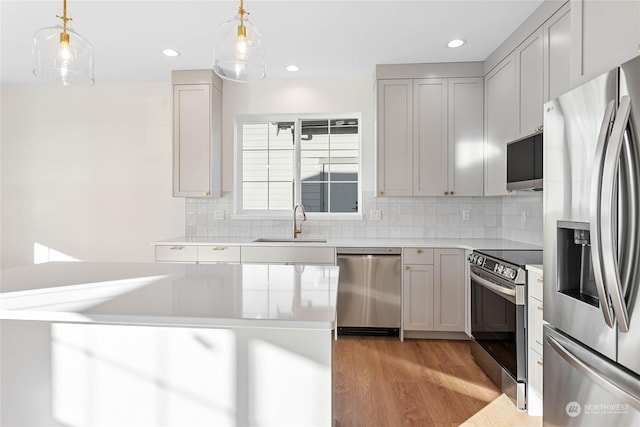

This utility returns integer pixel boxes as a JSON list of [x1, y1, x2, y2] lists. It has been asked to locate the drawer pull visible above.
[[169, 246, 185, 251], [537, 360, 543, 366], [212, 247, 226, 251], [536, 278, 543, 283], [417, 249, 423, 254], [537, 305, 544, 311], [405, 266, 410, 270]]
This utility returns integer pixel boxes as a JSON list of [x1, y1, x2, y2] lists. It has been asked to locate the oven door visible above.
[[470, 265, 526, 382]]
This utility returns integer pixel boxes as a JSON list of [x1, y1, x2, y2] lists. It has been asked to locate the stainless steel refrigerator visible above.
[[543, 55, 640, 425]]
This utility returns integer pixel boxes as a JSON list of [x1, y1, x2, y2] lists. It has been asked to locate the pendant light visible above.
[[213, 0, 265, 82], [33, 0, 95, 85]]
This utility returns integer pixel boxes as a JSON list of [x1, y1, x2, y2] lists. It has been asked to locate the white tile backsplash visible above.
[[185, 191, 543, 246]]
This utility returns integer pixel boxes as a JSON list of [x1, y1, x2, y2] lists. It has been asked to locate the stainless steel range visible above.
[[468, 249, 543, 410]]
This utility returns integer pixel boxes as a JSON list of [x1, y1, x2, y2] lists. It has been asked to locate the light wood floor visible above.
[[333, 337, 542, 427]]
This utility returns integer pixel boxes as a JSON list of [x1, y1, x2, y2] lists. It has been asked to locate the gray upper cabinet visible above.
[[377, 79, 413, 197], [484, 1, 572, 196], [516, 2, 572, 138], [484, 53, 516, 197], [172, 70, 222, 198], [447, 78, 484, 196], [544, 3, 571, 102], [377, 64, 484, 197], [571, 0, 640, 87], [413, 78, 448, 196], [415, 77, 483, 197], [516, 28, 544, 138]]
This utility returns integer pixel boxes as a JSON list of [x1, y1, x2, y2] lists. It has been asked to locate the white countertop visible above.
[[153, 236, 542, 250], [526, 264, 543, 274], [1, 262, 339, 330]]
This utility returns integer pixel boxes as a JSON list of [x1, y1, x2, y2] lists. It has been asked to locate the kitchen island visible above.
[[1, 262, 339, 427]]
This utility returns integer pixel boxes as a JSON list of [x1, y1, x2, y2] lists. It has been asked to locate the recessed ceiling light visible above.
[[162, 48, 180, 57], [447, 39, 466, 48], [286, 65, 301, 72]]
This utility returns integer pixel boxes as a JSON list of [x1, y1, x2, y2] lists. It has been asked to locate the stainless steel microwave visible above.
[[506, 132, 543, 191]]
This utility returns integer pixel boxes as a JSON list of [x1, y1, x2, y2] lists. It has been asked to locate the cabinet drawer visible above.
[[197, 245, 240, 263], [528, 295, 545, 354], [403, 248, 434, 265], [527, 348, 544, 416], [155, 245, 198, 262], [528, 269, 543, 300], [241, 246, 335, 265]]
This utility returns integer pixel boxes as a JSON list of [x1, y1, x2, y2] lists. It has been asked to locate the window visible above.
[[235, 114, 360, 216]]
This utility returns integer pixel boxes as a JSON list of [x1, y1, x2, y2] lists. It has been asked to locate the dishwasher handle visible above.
[[336, 247, 402, 255]]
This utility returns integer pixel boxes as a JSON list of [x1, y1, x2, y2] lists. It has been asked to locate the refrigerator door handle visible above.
[[547, 333, 640, 411], [601, 96, 632, 332], [589, 100, 616, 328]]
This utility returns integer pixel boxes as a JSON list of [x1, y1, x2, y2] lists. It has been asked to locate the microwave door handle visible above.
[[589, 100, 616, 328], [602, 96, 633, 332]]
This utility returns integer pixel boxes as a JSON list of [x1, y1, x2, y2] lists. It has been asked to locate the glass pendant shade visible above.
[[33, 25, 94, 85], [213, 11, 265, 82]]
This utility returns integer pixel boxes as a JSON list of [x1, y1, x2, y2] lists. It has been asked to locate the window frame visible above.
[[233, 113, 362, 220]]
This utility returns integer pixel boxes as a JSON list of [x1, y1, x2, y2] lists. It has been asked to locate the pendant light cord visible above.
[[56, 0, 72, 43]]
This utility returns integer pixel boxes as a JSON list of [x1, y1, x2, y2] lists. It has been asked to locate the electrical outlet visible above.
[[369, 210, 382, 221], [214, 210, 225, 220], [462, 209, 470, 221]]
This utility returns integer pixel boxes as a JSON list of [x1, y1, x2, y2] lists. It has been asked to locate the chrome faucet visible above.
[[293, 203, 307, 238]]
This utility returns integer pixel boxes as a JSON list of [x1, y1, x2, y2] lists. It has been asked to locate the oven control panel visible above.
[[468, 253, 520, 282], [467, 253, 484, 266]]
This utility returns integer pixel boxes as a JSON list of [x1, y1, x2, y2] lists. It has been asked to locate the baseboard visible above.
[[402, 330, 471, 340]]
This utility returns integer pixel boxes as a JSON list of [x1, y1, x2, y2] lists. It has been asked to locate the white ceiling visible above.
[[0, 0, 544, 84]]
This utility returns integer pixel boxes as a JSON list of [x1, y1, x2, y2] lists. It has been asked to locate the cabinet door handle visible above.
[[536, 278, 543, 283], [444, 191, 449, 195], [169, 246, 185, 251], [537, 305, 544, 311], [417, 249, 423, 254], [212, 247, 226, 251], [450, 191, 454, 195], [405, 266, 410, 270], [537, 360, 543, 366], [204, 191, 210, 196]]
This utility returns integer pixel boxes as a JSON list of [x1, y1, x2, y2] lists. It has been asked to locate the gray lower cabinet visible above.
[[403, 262, 435, 331], [403, 248, 465, 332], [155, 245, 198, 263], [527, 267, 545, 416], [433, 249, 466, 331], [155, 244, 334, 265], [239, 246, 335, 265]]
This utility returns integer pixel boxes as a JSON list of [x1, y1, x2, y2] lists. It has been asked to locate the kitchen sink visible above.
[[253, 238, 328, 243]]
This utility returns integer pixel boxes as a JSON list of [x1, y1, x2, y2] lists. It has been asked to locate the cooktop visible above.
[[474, 249, 543, 268]]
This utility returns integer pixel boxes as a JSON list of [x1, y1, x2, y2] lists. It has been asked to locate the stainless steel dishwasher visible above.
[[336, 247, 401, 336]]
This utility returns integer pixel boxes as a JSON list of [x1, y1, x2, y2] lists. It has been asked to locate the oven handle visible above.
[[470, 270, 517, 304]]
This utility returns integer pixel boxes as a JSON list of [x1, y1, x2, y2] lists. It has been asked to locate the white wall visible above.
[[1, 82, 184, 268], [221, 75, 376, 192]]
